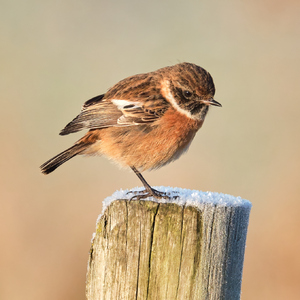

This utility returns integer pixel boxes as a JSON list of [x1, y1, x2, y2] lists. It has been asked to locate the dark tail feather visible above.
[[40, 144, 86, 174]]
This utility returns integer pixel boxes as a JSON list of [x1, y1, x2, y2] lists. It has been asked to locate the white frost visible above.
[[95, 186, 252, 227]]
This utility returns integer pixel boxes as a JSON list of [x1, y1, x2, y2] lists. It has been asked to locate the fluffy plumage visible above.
[[40, 62, 221, 199]]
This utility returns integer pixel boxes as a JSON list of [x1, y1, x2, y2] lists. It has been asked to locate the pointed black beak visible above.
[[209, 99, 222, 107], [201, 98, 222, 107]]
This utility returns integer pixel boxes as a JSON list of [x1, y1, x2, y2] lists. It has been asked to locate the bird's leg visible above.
[[129, 166, 170, 200]]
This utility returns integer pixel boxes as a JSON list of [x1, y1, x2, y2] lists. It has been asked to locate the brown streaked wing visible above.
[[105, 70, 170, 124], [81, 94, 105, 110], [113, 95, 169, 126], [60, 70, 170, 134], [60, 98, 123, 135]]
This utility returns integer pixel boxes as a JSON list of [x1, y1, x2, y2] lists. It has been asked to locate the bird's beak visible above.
[[201, 98, 222, 107]]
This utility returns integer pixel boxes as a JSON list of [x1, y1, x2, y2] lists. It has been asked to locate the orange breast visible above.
[[89, 108, 203, 171]]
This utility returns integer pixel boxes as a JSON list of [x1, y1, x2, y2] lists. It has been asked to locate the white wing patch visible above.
[[111, 99, 142, 111], [111, 99, 145, 126]]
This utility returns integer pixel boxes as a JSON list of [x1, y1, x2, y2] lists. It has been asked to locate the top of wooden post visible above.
[[100, 186, 251, 216], [87, 187, 252, 300]]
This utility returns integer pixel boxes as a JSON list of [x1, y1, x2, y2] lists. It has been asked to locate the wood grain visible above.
[[86, 198, 251, 300]]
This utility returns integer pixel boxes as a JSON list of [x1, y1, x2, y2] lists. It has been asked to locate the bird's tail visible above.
[[40, 144, 86, 174]]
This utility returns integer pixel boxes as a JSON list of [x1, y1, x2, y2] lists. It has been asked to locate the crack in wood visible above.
[[146, 203, 160, 300], [175, 205, 186, 299], [135, 220, 142, 300], [86, 199, 251, 300], [206, 204, 216, 297]]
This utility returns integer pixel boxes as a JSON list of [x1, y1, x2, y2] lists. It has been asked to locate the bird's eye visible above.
[[183, 90, 192, 98]]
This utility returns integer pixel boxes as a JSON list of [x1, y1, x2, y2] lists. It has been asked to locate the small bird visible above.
[[40, 62, 221, 199]]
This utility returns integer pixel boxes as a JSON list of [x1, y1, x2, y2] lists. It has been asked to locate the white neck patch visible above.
[[160, 79, 195, 120]]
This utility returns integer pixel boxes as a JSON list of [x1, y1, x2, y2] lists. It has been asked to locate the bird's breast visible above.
[[96, 108, 203, 171]]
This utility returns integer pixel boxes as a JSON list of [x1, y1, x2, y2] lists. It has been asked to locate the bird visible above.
[[40, 62, 221, 199]]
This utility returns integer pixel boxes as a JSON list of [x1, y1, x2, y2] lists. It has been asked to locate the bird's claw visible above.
[[127, 188, 179, 201]]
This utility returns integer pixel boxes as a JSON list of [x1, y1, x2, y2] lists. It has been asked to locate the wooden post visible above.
[[86, 188, 251, 300]]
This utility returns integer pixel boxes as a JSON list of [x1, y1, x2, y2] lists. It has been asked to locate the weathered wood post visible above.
[[86, 187, 251, 300]]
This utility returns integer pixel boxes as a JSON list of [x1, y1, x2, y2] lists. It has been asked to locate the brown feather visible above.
[[40, 62, 219, 179]]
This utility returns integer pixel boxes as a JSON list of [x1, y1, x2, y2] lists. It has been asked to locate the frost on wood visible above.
[[86, 188, 251, 300], [101, 186, 251, 215]]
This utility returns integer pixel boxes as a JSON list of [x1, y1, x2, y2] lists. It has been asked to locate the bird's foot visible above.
[[127, 187, 179, 201]]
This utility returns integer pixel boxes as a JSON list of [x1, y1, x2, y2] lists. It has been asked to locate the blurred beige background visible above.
[[1, 0, 300, 299]]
